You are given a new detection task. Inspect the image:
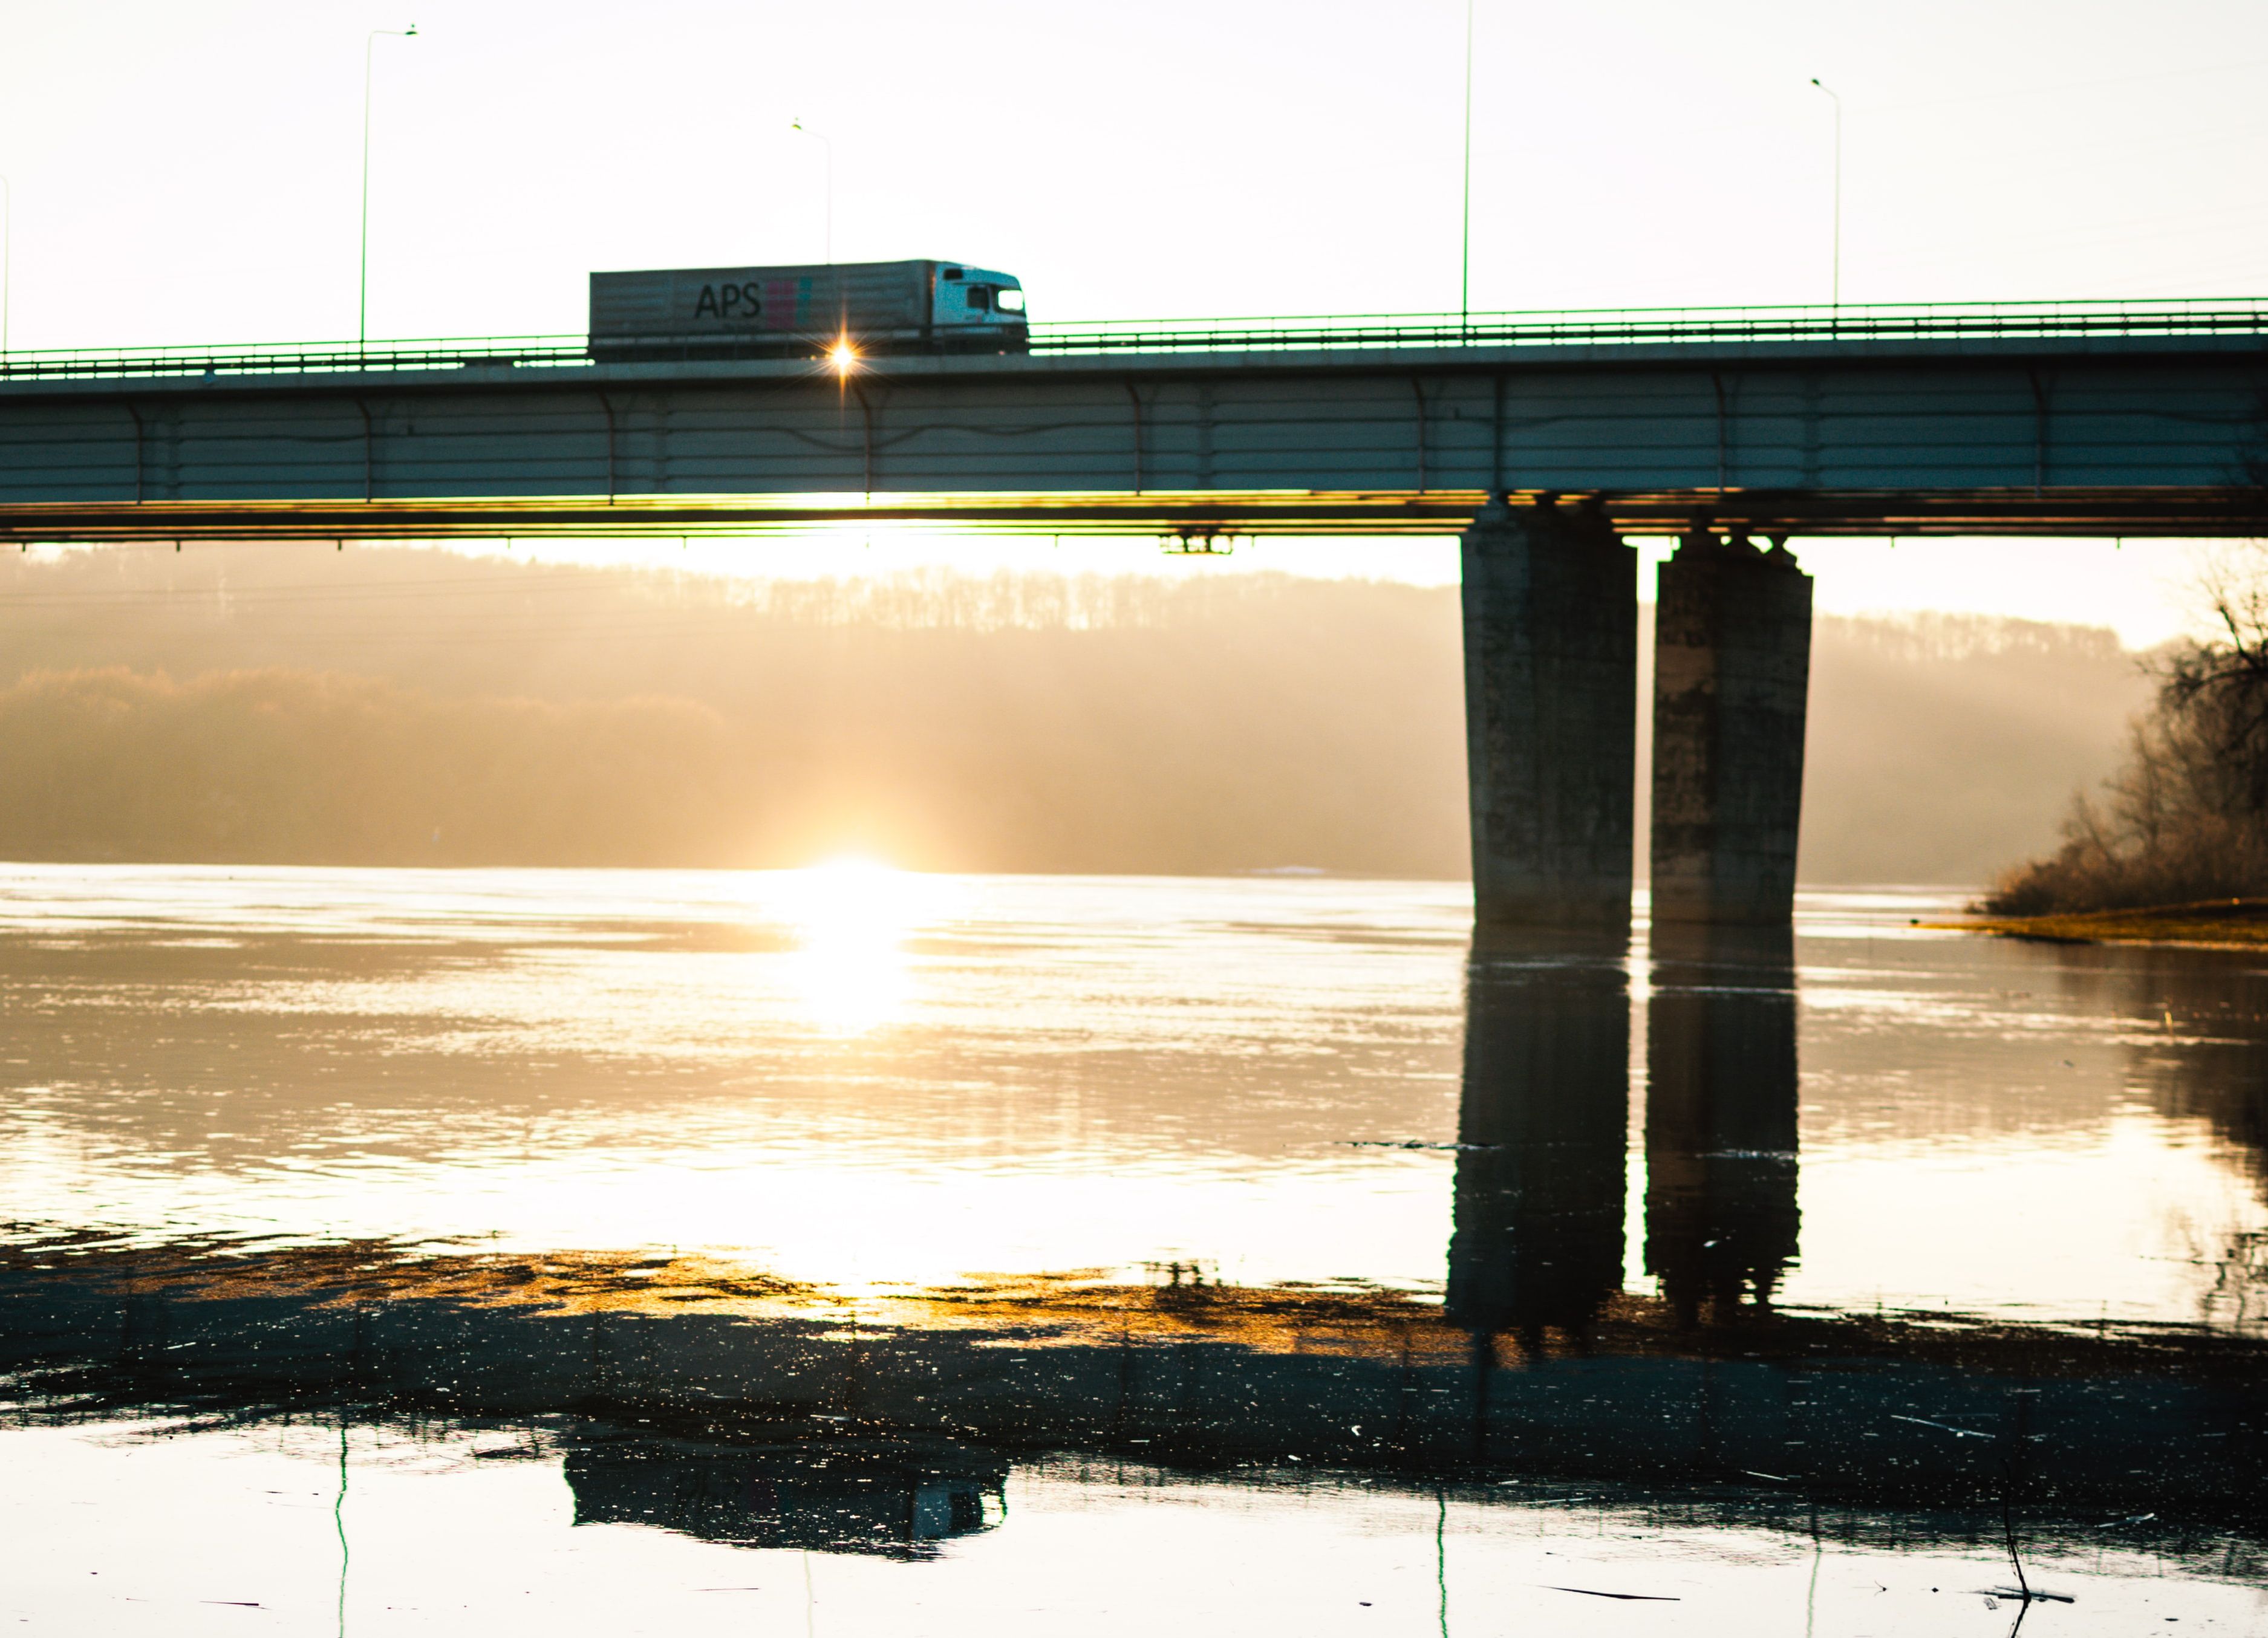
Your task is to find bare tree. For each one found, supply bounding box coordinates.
[1984,543,2268,913]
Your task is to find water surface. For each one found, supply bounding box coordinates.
[2,866,2264,1632]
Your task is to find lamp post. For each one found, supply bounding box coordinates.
[1,173,11,358]
[790,117,833,263]
[361,24,418,350]
[1460,0,1475,339]
[1810,77,1842,307]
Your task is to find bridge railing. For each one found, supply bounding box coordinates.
[1,299,2265,381]
[1027,296,2268,354]
[0,336,593,382]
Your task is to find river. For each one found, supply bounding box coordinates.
[1,865,2263,1632]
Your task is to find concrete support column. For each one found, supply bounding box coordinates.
[1461,496,1638,928]
[1649,528,1813,925]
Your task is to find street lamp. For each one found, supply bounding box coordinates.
[790,117,833,264]
[1810,77,1842,308]
[361,23,418,350]
[1460,0,1475,339]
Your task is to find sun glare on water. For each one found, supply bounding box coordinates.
[770,856,939,1033]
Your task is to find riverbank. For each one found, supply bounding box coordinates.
[1934,897,2268,947]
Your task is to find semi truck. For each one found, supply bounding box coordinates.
[588,259,1028,360]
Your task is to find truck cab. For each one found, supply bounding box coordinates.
[931,264,1028,348]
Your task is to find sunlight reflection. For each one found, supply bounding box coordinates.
[769,857,939,1033]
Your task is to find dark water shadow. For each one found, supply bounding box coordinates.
[1445,933,1629,1345]
[1644,923,1800,1327]
[2030,943,2268,1322]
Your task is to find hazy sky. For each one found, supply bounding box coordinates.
[4,0,2261,642]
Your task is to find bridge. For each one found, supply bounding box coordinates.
[4,297,2265,924]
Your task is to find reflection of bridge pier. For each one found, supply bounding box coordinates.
[1445,938,1630,1345]
[1643,924,1801,1325]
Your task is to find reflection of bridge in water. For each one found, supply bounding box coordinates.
[564,1438,1008,1558]
[1450,926,1801,1339]
[4,937,2264,1563]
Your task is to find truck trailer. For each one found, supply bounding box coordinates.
[588,259,1028,360]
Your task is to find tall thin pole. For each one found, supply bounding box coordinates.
[1810,79,1841,307]
[361,25,417,351]
[1459,0,1475,337]
[1,174,11,357]
[792,119,833,263]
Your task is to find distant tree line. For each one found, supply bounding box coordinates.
[0,547,2149,882]
[0,668,747,867]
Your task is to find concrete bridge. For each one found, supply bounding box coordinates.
[4,299,2265,924]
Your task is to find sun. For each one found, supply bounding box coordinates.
[767,856,939,1033]
[829,336,859,377]
[789,856,904,934]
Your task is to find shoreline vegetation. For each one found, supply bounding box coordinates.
[1975,545,2268,939]
[1933,897,2268,948]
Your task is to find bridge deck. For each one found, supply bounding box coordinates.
[2,302,2263,541]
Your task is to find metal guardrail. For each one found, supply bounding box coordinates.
[1,299,2265,382]
[0,336,593,382]
[1033,297,2268,354]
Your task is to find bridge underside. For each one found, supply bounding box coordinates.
[1,485,2263,543]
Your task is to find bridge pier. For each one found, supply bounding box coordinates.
[1648,528,1813,925]
[1461,496,1638,928]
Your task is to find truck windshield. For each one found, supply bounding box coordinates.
[996,288,1026,314]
